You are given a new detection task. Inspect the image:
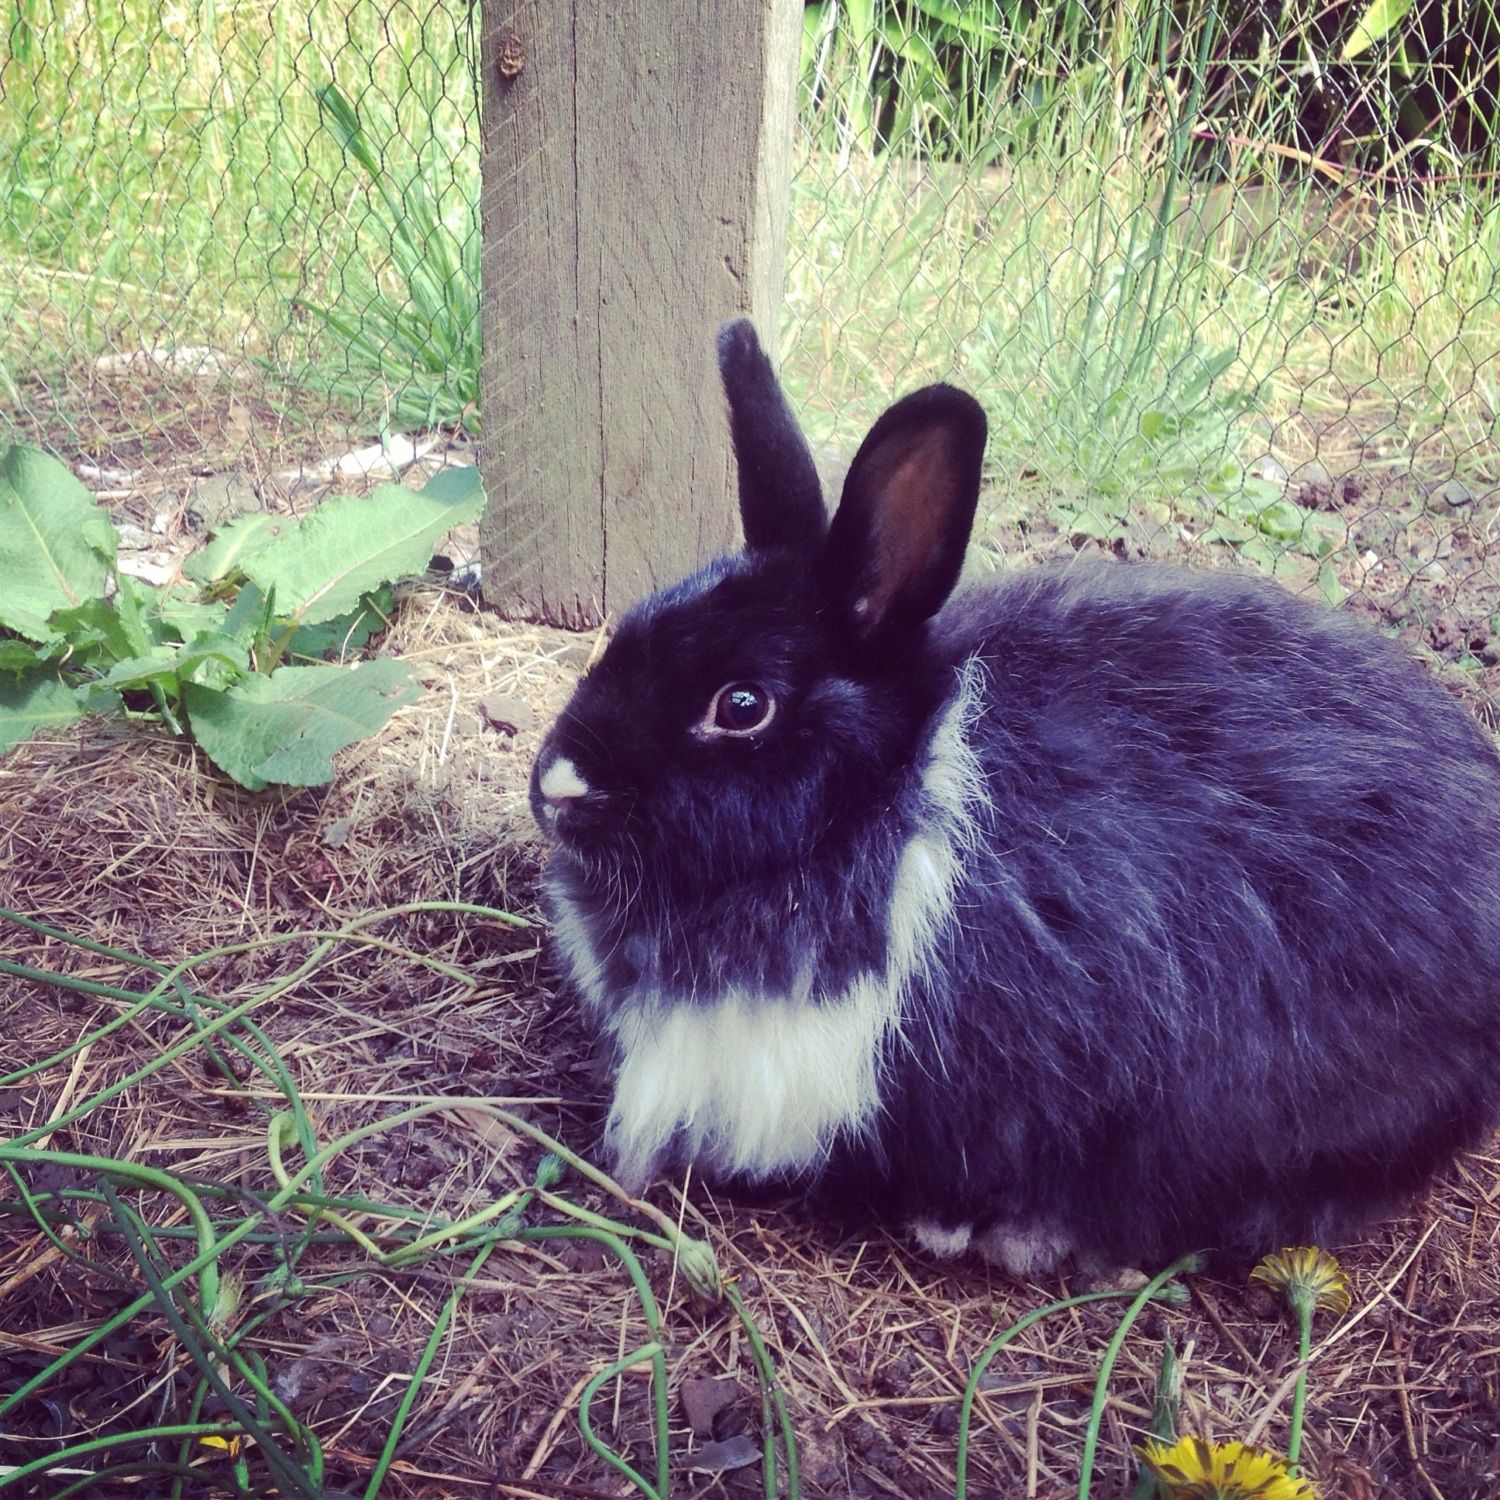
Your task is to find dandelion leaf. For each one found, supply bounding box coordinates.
[183,658,420,790]
[0,671,96,751]
[185,513,291,584]
[241,469,484,627]
[0,444,116,642]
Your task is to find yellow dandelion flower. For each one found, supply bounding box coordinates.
[1249,1247,1352,1319]
[1136,1435,1319,1499]
[199,1434,243,1459]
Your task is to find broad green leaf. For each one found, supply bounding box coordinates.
[0,637,60,676]
[113,574,166,655]
[419,464,483,506]
[241,475,485,628]
[183,657,420,790]
[0,444,117,642]
[1054,504,1125,541]
[185,513,291,584]
[288,587,393,661]
[1342,0,1415,59]
[157,591,232,643]
[1237,537,1282,572]
[73,680,123,717]
[0,671,84,751]
[175,631,252,688]
[97,649,183,693]
[49,597,135,664]
[221,582,275,645]
[1253,499,1314,541]
[1199,518,1257,546]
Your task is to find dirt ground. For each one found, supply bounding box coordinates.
[1,375,1498,1497]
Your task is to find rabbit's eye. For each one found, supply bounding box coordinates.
[702,681,776,737]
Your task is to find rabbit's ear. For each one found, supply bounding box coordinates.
[717,319,826,555]
[819,385,987,639]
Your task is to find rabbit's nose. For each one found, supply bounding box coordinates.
[537,755,591,817]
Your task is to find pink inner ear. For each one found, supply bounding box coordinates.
[860,432,955,624]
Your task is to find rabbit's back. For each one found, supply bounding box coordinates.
[878,560,1500,1262]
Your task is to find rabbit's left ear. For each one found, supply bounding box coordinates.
[717,319,827,555]
[819,384,987,640]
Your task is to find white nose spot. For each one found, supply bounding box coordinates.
[540,756,590,802]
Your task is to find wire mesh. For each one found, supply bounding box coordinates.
[2,1,1498,711]
[0,0,480,505]
[782,0,1500,720]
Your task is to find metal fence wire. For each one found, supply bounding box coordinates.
[3,2,1499,711]
[0,0,481,502]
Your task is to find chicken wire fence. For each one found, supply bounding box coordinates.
[3,1,1499,706]
[0,0,481,499]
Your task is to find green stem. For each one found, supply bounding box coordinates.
[364,1240,497,1499]
[577,1343,669,1500]
[957,1283,1181,1500]
[0,1424,241,1489]
[518,1225,670,1496]
[1077,1254,1203,1500]
[726,1278,800,1500]
[0,1209,266,1419]
[1,1146,221,1315]
[100,1183,320,1499]
[1287,1300,1312,1473]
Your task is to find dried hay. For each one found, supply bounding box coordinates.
[1,586,1497,1499]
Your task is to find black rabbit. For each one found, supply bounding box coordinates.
[530,319,1500,1272]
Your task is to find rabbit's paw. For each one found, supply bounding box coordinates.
[975,1222,1072,1278]
[907,1219,974,1258]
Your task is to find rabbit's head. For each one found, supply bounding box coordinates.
[530,321,987,890]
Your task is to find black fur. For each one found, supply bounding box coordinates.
[531,321,1500,1268]
[716,319,826,555]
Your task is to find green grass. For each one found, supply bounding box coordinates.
[0,0,478,435]
[285,81,480,435]
[1,0,1496,525]
[782,3,1500,581]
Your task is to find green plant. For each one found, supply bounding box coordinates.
[288,81,480,434]
[0,902,792,1500]
[0,443,485,788]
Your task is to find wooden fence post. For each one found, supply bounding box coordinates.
[477,0,802,628]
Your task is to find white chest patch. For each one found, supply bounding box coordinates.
[605,977,901,1189]
[550,664,986,1191]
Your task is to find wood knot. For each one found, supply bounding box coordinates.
[498,33,526,80]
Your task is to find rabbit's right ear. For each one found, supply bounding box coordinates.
[818,384,987,643]
[717,319,826,555]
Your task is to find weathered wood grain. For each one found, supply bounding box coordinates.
[479,0,801,626]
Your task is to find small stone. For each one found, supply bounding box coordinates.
[75,462,142,487]
[1430,477,1473,511]
[478,693,534,736]
[332,434,435,478]
[114,522,153,551]
[116,552,176,587]
[188,472,264,528]
[1252,455,1289,486]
